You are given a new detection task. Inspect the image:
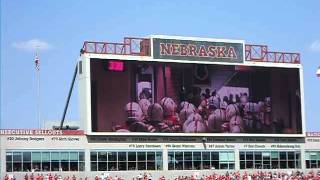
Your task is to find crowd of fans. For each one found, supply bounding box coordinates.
[3,171,320,180]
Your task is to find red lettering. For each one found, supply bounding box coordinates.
[217,46,226,57]
[198,45,208,57]
[208,46,216,57]
[171,44,179,55]
[189,45,197,56]
[160,43,171,55]
[180,44,188,56]
[227,47,237,59]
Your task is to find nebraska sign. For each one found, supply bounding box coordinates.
[153,38,244,63]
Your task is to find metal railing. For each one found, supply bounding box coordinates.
[81,37,300,64]
[82,37,150,56]
[245,44,300,64]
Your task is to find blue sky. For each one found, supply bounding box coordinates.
[1,0,320,131]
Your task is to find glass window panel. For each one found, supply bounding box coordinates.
[280,152,287,160]
[79,162,85,171]
[318,152,320,160]
[32,152,41,162]
[118,152,127,161]
[137,152,146,161]
[156,159,163,170]
[118,161,127,171]
[50,162,59,171]
[271,161,279,169]
[22,162,31,172]
[254,161,262,169]
[306,160,310,168]
[137,162,146,170]
[229,163,235,169]
[203,161,210,169]
[219,152,229,161]
[109,162,118,171]
[98,152,108,161]
[240,161,245,169]
[168,161,174,170]
[271,152,279,160]
[246,152,253,160]
[288,161,295,168]
[147,161,155,170]
[156,152,162,162]
[263,163,271,169]
[147,152,155,161]
[305,152,310,160]
[32,162,41,171]
[184,152,192,161]
[211,152,219,160]
[13,162,22,171]
[23,152,31,161]
[211,161,219,169]
[311,161,317,168]
[6,152,13,162]
[262,152,270,160]
[42,152,50,161]
[168,152,174,161]
[240,152,245,160]
[202,152,210,161]
[193,161,201,170]
[128,152,136,161]
[254,152,262,161]
[91,162,97,171]
[60,152,69,161]
[91,152,97,161]
[128,162,137,170]
[280,161,287,169]
[6,162,12,172]
[98,162,107,171]
[228,152,235,161]
[70,162,78,171]
[246,161,253,169]
[79,152,85,161]
[51,152,60,161]
[175,152,183,161]
[70,152,78,161]
[193,152,201,161]
[262,152,270,157]
[287,152,295,160]
[184,161,192,170]
[23,162,31,171]
[61,161,69,171]
[296,160,301,169]
[220,163,228,169]
[13,152,22,162]
[175,159,183,170]
[108,152,117,161]
[42,162,50,171]
[311,154,318,160]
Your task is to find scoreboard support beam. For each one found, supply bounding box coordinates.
[60,64,78,129]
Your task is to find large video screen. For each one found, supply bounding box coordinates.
[90,59,302,134]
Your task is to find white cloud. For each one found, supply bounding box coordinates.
[309,40,320,52]
[12,39,52,51]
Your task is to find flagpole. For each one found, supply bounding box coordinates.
[38,62,41,129]
[35,47,41,129]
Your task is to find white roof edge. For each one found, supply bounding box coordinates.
[147,35,245,44]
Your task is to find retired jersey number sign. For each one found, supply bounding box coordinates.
[153,38,244,63]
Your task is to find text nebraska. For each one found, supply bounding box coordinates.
[160,43,238,59]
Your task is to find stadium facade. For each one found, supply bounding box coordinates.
[1,35,320,179]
